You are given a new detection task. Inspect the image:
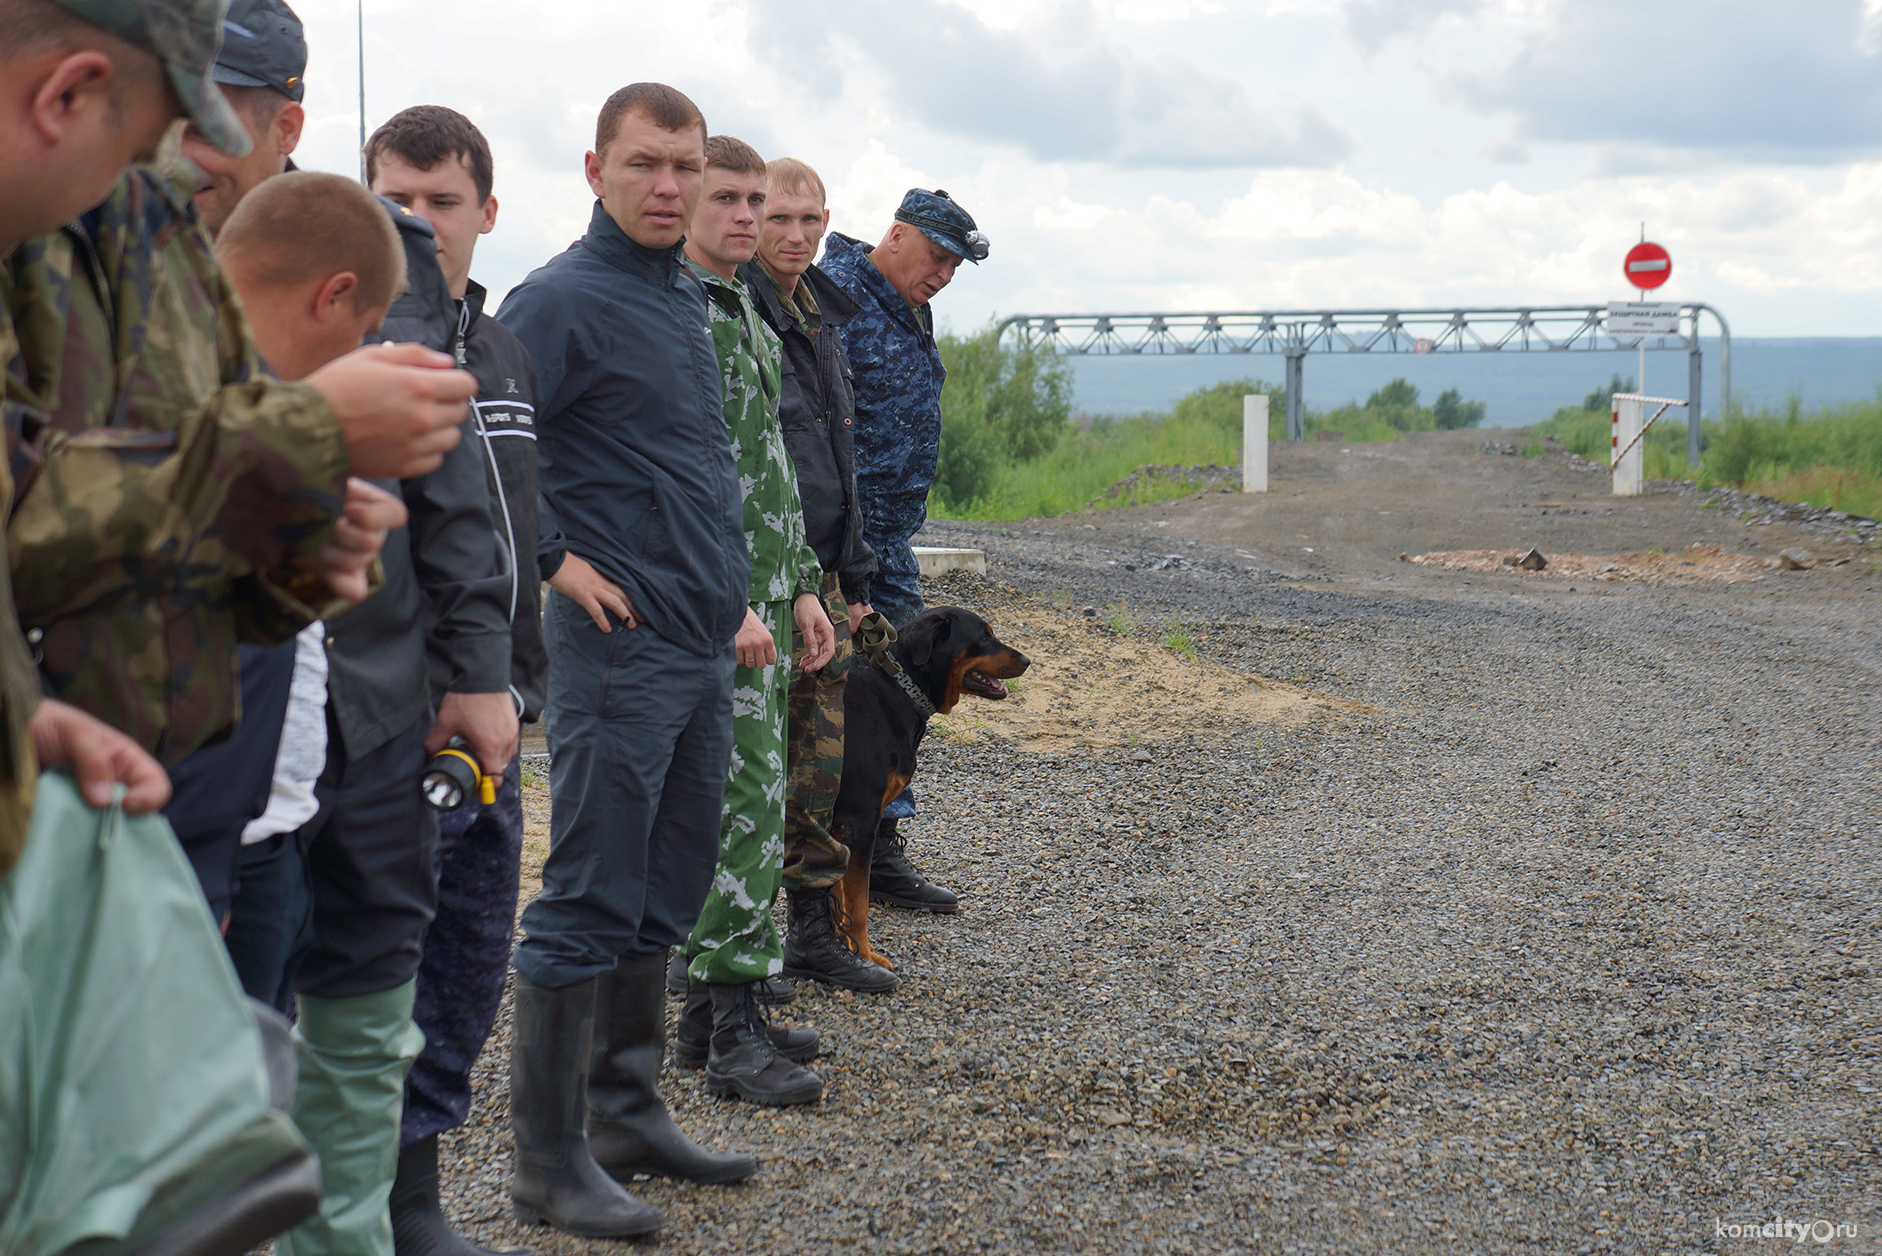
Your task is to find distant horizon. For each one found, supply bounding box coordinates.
[1061,335,1882,426]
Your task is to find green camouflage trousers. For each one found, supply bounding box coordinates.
[783,577,851,891]
[686,600,792,985]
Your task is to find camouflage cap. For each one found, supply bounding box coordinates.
[893,188,987,264]
[52,0,253,157]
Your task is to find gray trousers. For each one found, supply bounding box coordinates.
[514,591,734,989]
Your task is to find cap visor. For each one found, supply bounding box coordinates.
[171,65,252,157]
[211,65,272,89]
[918,226,977,263]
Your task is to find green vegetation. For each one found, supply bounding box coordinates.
[1533,375,1882,517]
[931,323,1487,519]
[1162,615,1198,661]
[1314,379,1486,440]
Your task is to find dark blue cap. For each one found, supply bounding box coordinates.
[894,188,987,263]
[213,0,305,103]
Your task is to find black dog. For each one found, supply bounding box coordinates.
[830,606,1029,967]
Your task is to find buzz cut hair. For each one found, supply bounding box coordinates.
[215,171,406,314]
[0,0,162,96]
[704,134,764,178]
[595,81,705,157]
[765,157,826,208]
[365,105,495,204]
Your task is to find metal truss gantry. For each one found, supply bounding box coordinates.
[994,305,1732,466]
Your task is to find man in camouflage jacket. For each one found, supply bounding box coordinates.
[0,0,223,876]
[677,136,834,1108]
[2,146,471,765]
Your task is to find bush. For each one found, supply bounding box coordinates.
[1530,380,1882,515]
[1433,388,1486,430]
[932,325,1075,511]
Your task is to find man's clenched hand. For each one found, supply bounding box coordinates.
[310,343,475,480]
[30,699,171,812]
[316,478,407,604]
[426,691,519,780]
[734,607,777,669]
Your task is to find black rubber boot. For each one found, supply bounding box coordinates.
[668,946,796,1005]
[673,980,819,1069]
[586,952,758,1184]
[781,886,900,992]
[868,820,959,913]
[508,976,662,1238]
[704,982,825,1106]
[392,1134,532,1256]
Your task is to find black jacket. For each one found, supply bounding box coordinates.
[434,279,548,723]
[322,204,511,761]
[497,201,747,659]
[741,260,876,604]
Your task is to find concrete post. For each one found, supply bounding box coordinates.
[1612,396,1644,496]
[1242,394,1269,493]
[1687,342,1703,468]
[1284,350,1305,441]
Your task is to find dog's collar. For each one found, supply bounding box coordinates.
[854,612,937,718]
[883,660,938,719]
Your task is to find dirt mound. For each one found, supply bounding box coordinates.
[920,575,1375,752]
[1410,543,1769,585]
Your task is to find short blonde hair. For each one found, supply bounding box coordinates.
[216,171,406,313]
[765,157,826,208]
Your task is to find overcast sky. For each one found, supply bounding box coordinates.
[290,0,1882,337]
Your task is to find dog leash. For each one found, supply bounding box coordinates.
[853,612,936,719]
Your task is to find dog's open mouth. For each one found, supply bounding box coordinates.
[960,670,1010,700]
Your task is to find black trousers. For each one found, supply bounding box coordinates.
[292,719,439,1000]
[168,642,297,918]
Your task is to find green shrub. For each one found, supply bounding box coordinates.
[933,325,1075,511]
[1529,380,1882,515]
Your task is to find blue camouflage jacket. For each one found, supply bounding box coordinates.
[818,232,945,545]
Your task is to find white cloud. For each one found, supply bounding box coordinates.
[274,0,1882,335]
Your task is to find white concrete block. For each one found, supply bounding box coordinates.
[1243,394,1269,493]
[912,546,987,577]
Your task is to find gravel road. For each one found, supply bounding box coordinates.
[454,432,1879,1255]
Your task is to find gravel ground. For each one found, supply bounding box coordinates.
[447,433,1879,1255]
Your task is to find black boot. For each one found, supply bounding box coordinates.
[669,946,796,1005]
[673,980,819,1069]
[392,1134,532,1256]
[586,952,758,1184]
[869,820,959,913]
[704,982,825,1106]
[781,886,899,992]
[508,976,662,1238]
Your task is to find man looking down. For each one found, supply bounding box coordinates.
[821,186,989,917]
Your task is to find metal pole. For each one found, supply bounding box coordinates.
[356,0,366,182]
[1284,350,1304,441]
[1687,339,1702,468]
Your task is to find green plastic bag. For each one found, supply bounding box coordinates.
[0,771,311,1256]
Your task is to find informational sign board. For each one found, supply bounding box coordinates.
[1624,241,1671,289]
[1607,301,1681,336]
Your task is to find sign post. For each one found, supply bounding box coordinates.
[1621,236,1672,396]
[1243,394,1268,493]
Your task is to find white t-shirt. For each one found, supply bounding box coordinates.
[240,620,330,844]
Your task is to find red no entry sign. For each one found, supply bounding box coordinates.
[1624,241,1671,290]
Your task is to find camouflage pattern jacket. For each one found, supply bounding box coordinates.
[687,261,821,608]
[0,302,40,881]
[817,232,946,548]
[2,166,350,762]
